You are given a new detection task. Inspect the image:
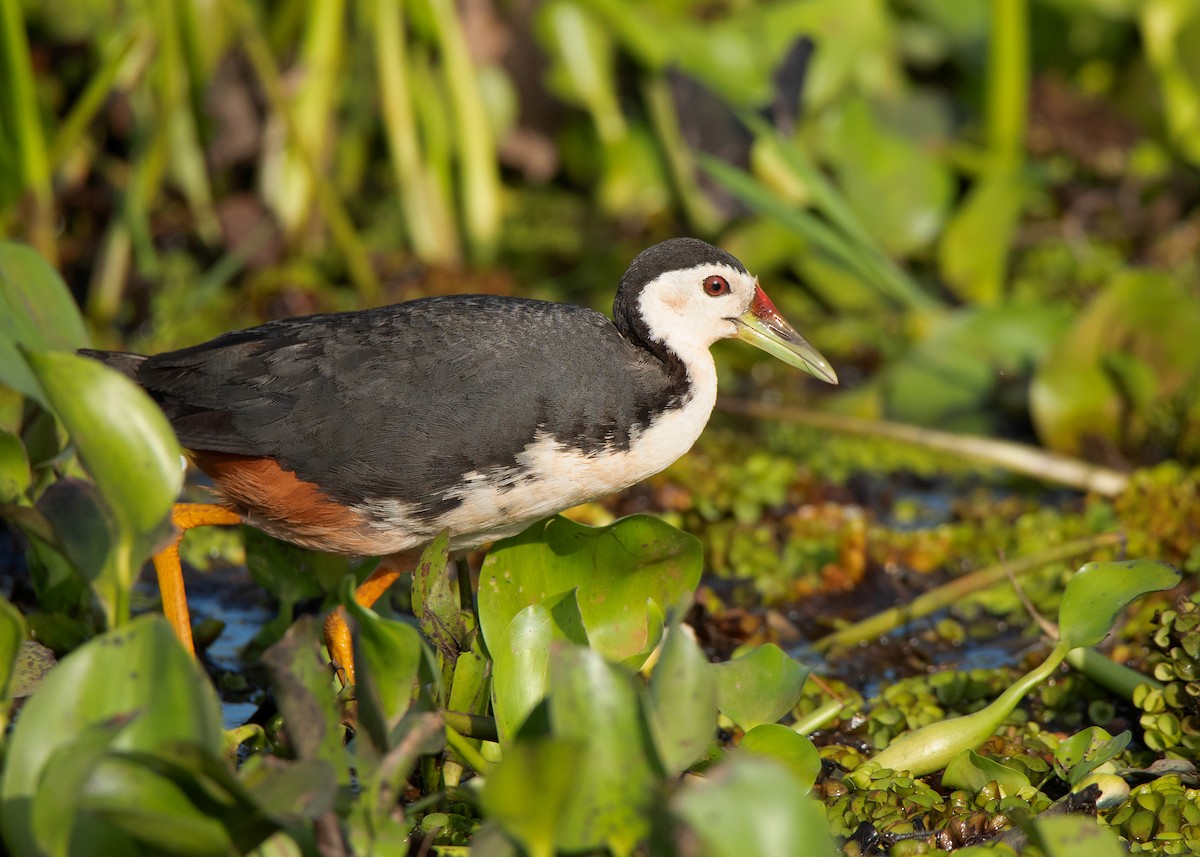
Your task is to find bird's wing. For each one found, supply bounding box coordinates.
[135,296,684,511]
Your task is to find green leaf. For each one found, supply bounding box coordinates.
[0,616,224,857]
[0,242,89,408]
[880,303,1072,433]
[645,623,717,775]
[491,591,587,741]
[1030,270,1200,459]
[478,515,701,668]
[259,617,349,780]
[937,169,1026,305]
[343,581,429,750]
[481,738,586,857]
[738,725,822,792]
[25,350,180,545]
[942,749,1030,795]
[0,427,30,502]
[673,755,837,857]
[244,528,351,607]
[0,594,24,718]
[1053,727,1130,786]
[546,644,658,855]
[712,644,809,731]
[1059,560,1181,650]
[1028,814,1126,857]
[823,95,953,257]
[35,478,115,589]
[23,349,182,626]
[411,531,465,666]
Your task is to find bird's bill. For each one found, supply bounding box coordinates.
[734,286,839,384]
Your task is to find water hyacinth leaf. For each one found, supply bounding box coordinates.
[937,169,1025,306]
[244,527,352,607]
[1030,271,1200,460]
[0,594,23,708]
[491,591,587,742]
[0,616,224,857]
[737,724,822,792]
[260,617,348,778]
[1028,813,1125,857]
[672,755,837,857]
[82,754,236,856]
[29,718,132,857]
[0,428,30,501]
[36,478,115,589]
[546,644,657,855]
[24,350,181,543]
[0,242,89,407]
[942,749,1030,795]
[822,95,953,257]
[411,531,465,660]
[344,585,428,749]
[880,303,1072,434]
[1054,727,1130,786]
[481,738,585,857]
[646,623,717,774]
[478,515,701,667]
[712,644,809,731]
[1059,560,1181,650]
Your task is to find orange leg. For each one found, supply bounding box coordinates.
[153,503,243,654]
[323,548,421,686]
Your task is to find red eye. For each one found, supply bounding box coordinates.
[702,275,730,297]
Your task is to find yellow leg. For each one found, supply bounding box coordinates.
[153,503,243,654]
[323,549,421,686]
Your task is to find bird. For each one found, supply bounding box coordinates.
[81,237,837,682]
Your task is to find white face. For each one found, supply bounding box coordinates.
[635,262,760,354]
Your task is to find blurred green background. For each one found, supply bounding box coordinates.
[3,0,1199,464]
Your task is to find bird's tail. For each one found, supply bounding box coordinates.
[77,349,147,380]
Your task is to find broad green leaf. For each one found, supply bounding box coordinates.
[646,623,717,775]
[0,616,223,857]
[478,515,701,668]
[938,169,1026,305]
[0,242,89,407]
[24,349,181,627]
[823,95,953,256]
[1142,0,1200,167]
[260,617,349,780]
[240,757,337,819]
[942,749,1030,795]
[481,738,585,857]
[30,718,130,857]
[880,303,1072,433]
[1029,814,1125,857]
[244,528,351,607]
[491,591,587,741]
[547,644,658,855]
[1030,271,1200,459]
[344,582,429,750]
[712,644,809,731]
[1054,727,1130,786]
[1059,560,1181,649]
[35,478,115,589]
[411,531,465,665]
[0,595,24,711]
[673,756,837,857]
[738,724,821,792]
[83,754,234,857]
[0,428,30,502]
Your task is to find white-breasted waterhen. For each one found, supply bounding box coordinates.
[82,238,837,682]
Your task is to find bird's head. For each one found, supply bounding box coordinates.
[613,237,838,384]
